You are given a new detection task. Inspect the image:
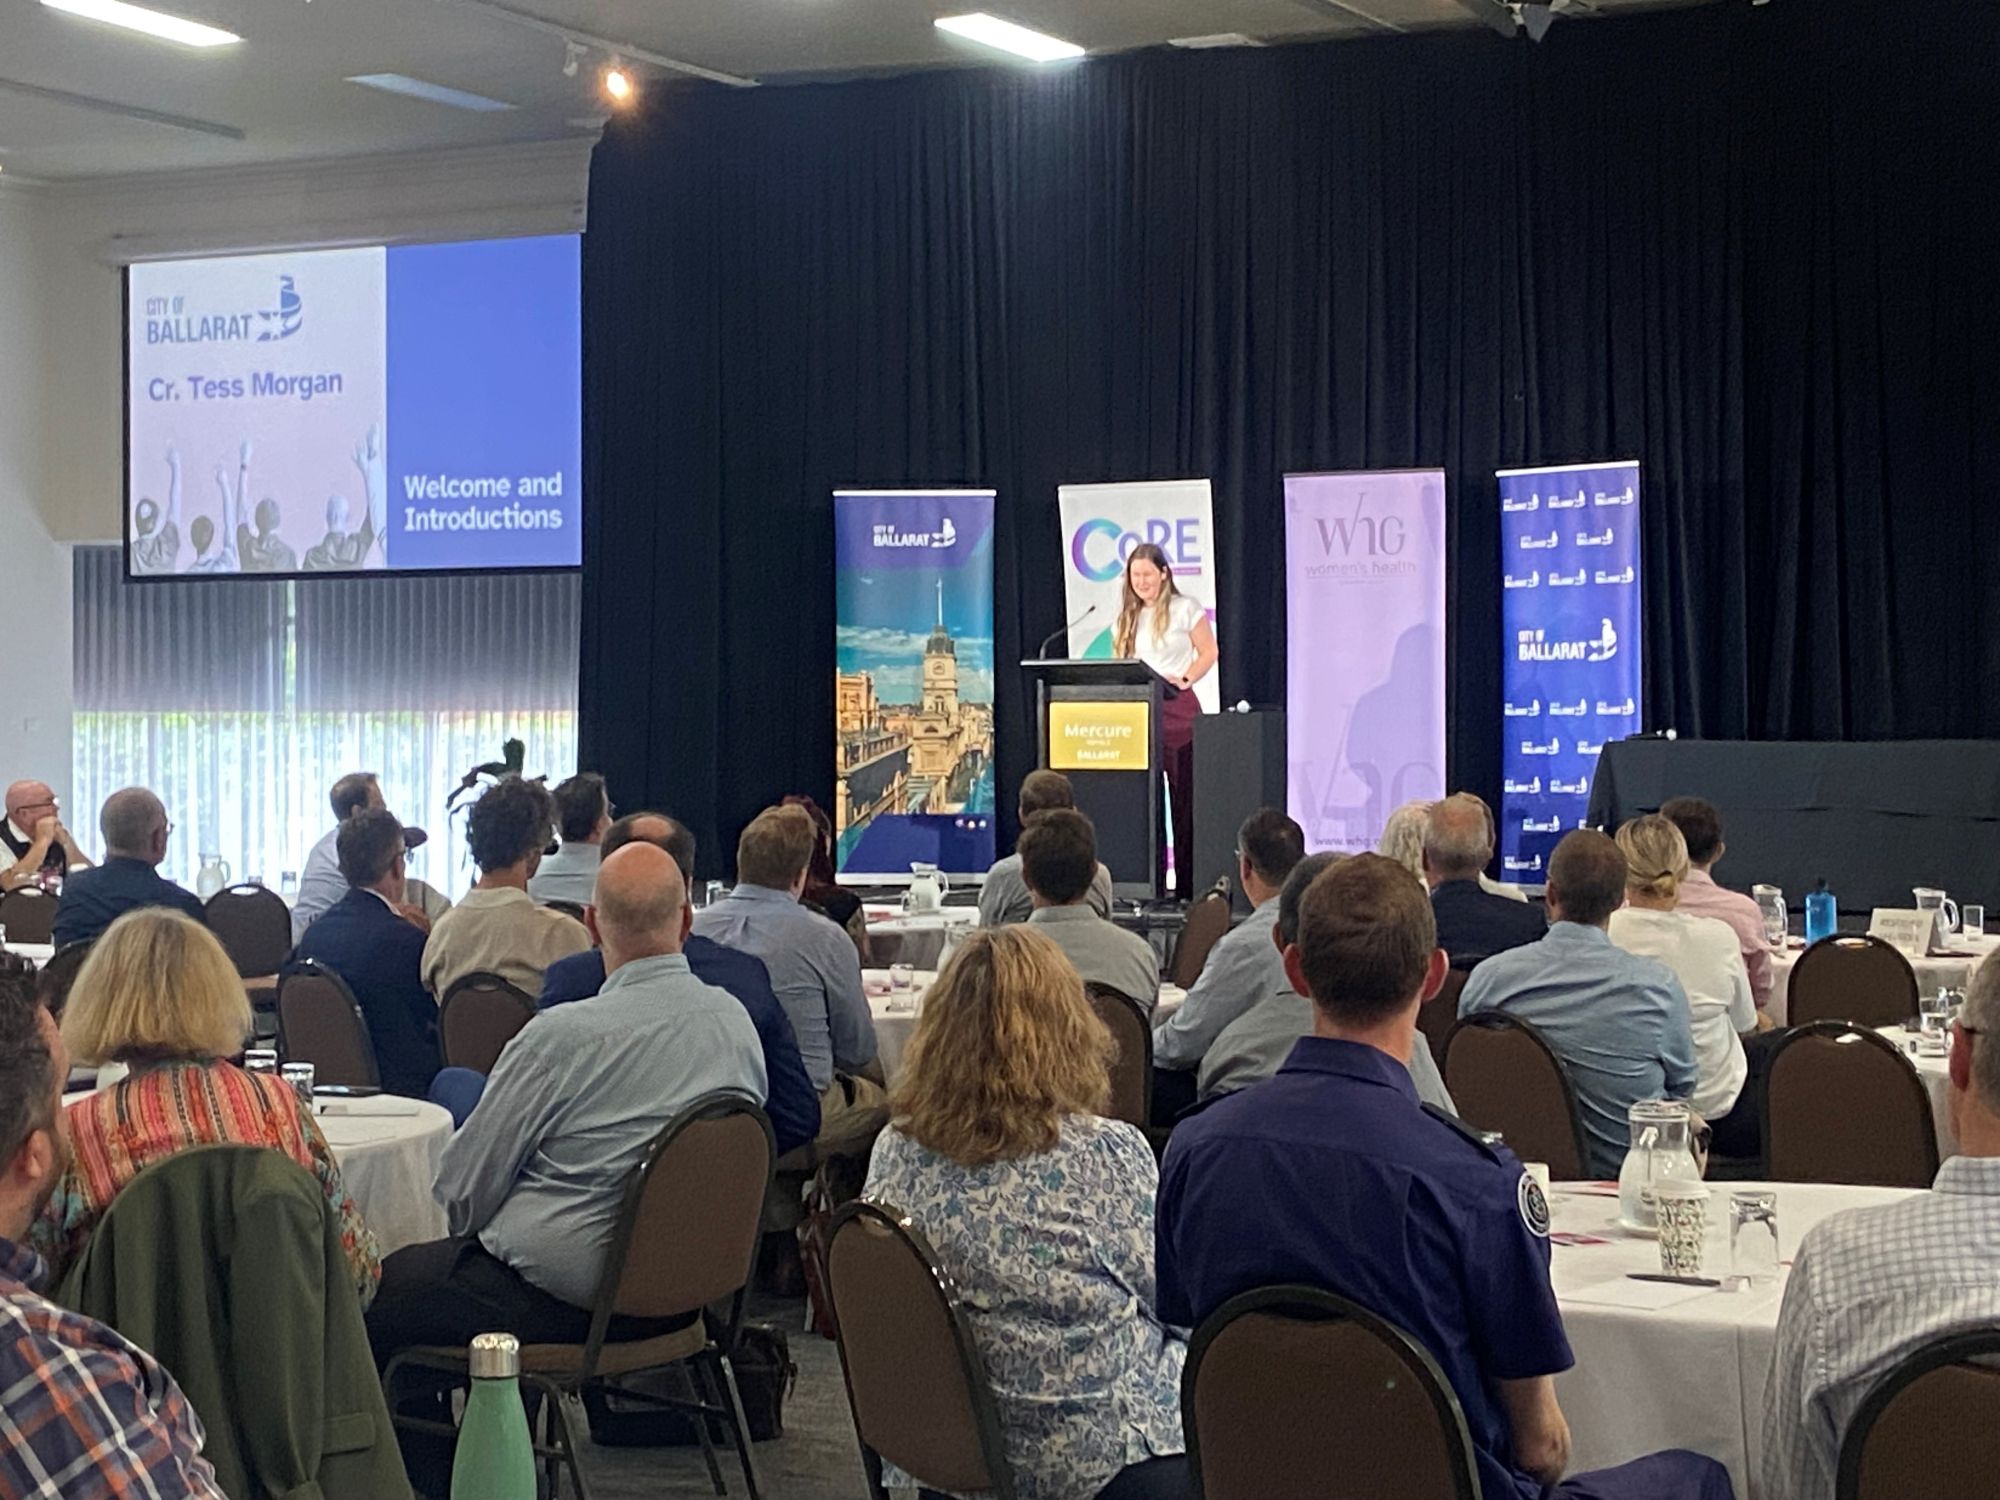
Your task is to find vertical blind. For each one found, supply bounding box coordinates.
[72,546,581,897]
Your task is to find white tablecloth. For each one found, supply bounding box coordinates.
[316,1098,452,1256]
[863,906,980,969]
[1768,934,1997,1025]
[1550,1180,1917,1499]
[2,942,53,968]
[1872,1025,1955,1157]
[864,968,1186,1084]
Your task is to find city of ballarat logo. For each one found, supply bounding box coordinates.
[872,516,957,549]
[1519,1173,1551,1238]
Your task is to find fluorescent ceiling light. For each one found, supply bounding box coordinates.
[347,74,518,113]
[40,0,240,48]
[934,13,1084,63]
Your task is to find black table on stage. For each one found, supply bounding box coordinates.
[1587,738,2000,915]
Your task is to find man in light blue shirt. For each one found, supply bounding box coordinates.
[1459,829,1698,1177]
[365,840,767,1488]
[692,803,884,1154]
[1152,809,1305,1121]
[292,771,382,941]
[526,771,608,907]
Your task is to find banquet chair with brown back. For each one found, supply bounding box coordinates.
[0,884,56,946]
[1836,1329,2000,1499]
[438,971,536,1075]
[36,939,93,1021]
[1169,885,1233,990]
[1788,935,1921,1029]
[1183,1285,1479,1500]
[1441,1013,1591,1181]
[205,883,293,1020]
[276,961,380,1089]
[544,899,588,926]
[825,1200,1017,1500]
[387,1094,775,1500]
[1765,1021,1939,1189]
[1418,969,1469,1070]
[1084,982,1152,1129]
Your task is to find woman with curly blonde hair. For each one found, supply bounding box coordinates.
[864,926,1191,1500]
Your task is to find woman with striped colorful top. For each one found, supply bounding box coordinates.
[32,907,380,1304]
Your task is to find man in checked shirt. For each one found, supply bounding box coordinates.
[1764,953,2000,1497]
[0,959,223,1498]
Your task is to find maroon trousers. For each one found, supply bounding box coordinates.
[1161,688,1199,894]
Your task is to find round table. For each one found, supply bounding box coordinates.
[865,968,1187,1085]
[2,942,53,968]
[1548,1179,1917,1500]
[314,1098,453,1257]
[1767,933,1997,1025]
[862,906,980,970]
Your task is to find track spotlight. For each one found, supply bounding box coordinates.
[602,59,633,103]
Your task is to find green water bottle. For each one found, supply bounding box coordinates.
[449,1332,536,1500]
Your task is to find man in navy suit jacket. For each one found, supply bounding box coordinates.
[539,813,820,1157]
[1425,794,1547,970]
[51,789,204,949]
[289,808,440,1098]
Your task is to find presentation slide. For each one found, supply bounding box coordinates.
[125,234,581,578]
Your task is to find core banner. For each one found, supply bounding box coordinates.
[833,490,997,880]
[1056,479,1221,713]
[1283,470,1448,853]
[1496,460,1643,883]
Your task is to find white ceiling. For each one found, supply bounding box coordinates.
[0,0,1717,180]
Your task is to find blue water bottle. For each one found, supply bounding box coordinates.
[1804,879,1838,944]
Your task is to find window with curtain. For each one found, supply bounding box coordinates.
[72,546,580,899]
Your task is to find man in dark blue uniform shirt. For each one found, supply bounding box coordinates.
[51,789,204,948]
[1157,854,1731,1500]
[289,808,440,1098]
[539,812,819,1158]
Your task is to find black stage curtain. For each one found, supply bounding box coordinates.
[580,0,2000,875]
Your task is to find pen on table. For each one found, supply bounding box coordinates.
[1627,1273,1722,1288]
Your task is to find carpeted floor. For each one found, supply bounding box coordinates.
[578,1296,879,1500]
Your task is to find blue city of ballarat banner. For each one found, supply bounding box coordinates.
[1497,461,1642,884]
[833,490,997,881]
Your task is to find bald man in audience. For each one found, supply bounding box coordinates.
[1,781,90,892]
[1763,952,2000,1497]
[1426,792,1547,970]
[367,841,767,1489]
[50,789,203,948]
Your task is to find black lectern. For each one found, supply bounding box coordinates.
[1019,658,1165,899]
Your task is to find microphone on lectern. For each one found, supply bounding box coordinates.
[1035,603,1098,659]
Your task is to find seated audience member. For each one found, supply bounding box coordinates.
[527,771,610,907]
[1158,855,1730,1500]
[0,968,227,1498]
[1764,953,2000,1499]
[1660,796,1775,1011]
[782,793,864,937]
[1382,796,1530,902]
[1198,852,1455,1112]
[539,811,819,1157]
[294,771,386,941]
[367,843,766,1487]
[288,808,441,1099]
[1,778,91,891]
[1608,817,1758,1158]
[421,775,591,1001]
[1426,793,1547,968]
[1022,810,1160,1011]
[1459,830,1698,1177]
[1153,809,1305,1116]
[980,770,1114,927]
[50,789,204,949]
[693,804,883,1153]
[35,910,379,1303]
[866,927,1191,1500]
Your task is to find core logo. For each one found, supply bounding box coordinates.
[1069,517,1203,582]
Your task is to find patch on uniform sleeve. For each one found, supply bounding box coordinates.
[1518,1172,1551,1238]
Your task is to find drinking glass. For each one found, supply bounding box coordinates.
[1966,905,1986,941]
[280,1061,316,1110]
[1655,1185,1711,1277]
[704,880,725,909]
[279,871,299,902]
[1729,1190,1781,1283]
[243,1048,280,1077]
[889,963,914,993]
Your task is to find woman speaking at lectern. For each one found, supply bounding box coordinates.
[1112,543,1217,891]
